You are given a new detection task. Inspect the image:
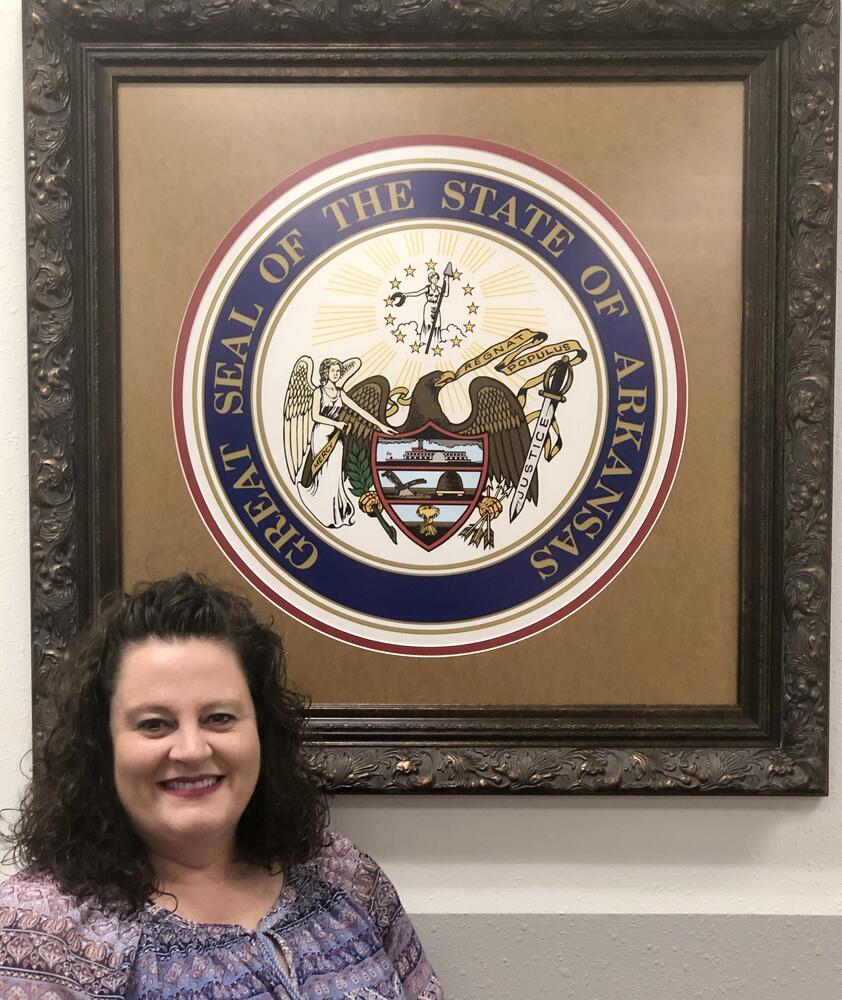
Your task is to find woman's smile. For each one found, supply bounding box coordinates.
[158,775,225,797]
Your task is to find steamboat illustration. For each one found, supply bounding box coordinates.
[376,437,484,502]
[401,446,470,464]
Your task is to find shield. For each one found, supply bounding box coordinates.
[372,421,489,551]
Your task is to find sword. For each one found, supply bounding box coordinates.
[509,359,574,522]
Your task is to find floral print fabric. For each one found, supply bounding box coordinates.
[0,834,442,1000]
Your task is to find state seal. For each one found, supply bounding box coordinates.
[174,137,686,655]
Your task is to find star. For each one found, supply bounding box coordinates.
[384,296,394,306]
[432,345,443,356]
[394,331,406,343]
[390,278,401,289]
[385,313,396,325]
[425,258,436,270]
[404,265,416,277]
[462,283,474,295]
[451,335,463,347]
[464,321,475,333]
[452,269,463,280]
[467,302,478,314]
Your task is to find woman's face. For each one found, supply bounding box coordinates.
[109,637,261,860]
[327,362,341,383]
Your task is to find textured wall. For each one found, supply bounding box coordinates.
[3,0,842,981]
[413,915,842,1000]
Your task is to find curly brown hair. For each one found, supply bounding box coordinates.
[6,573,329,913]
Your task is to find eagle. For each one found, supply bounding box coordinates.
[340,369,537,506]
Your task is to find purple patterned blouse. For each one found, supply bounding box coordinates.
[0,833,442,1000]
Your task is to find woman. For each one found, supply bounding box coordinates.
[295,357,393,529]
[401,270,447,350]
[0,573,442,999]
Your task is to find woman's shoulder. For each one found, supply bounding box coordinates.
[303,831,401,916]
[2,868,60,898]
[1,868,128,925]
[0,867,57,904]
[305,831,373,884]
[0,867,89,920]
[0,870,141,996]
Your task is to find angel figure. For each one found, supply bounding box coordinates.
[283,356,394,529]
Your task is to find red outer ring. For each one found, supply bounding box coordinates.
[173,135,687,656]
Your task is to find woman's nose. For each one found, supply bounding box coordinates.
[168,724,212,763]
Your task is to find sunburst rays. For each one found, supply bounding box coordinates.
[359,338,396,375]
[479,265,537,298]
[364,237,400,273]
[312,305,378,345]
[459,238,496,273]
[403,230,425,258]
[326,263,381,296]
[437,230,461,259]
[482,306,546,339]
[393,357,422,396]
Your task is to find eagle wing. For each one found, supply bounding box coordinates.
[340,376,391,450]
[455,376,537,505]
[282,356,317,481]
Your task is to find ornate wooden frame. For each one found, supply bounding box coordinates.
[23,0,835,793]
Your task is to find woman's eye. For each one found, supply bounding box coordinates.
[206,713,235,726]
[137,718,168,733]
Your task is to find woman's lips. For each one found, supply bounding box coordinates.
[157,775,224,799]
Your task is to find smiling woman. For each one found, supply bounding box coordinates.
[109,639,265,880]
[0,575,442,999]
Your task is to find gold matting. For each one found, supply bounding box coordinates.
[119,81,742,707]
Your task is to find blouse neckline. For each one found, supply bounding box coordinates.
[144,868,294,934]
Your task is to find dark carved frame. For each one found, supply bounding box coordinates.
[23,0,835,793]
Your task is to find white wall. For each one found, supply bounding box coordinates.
[3,0,841,917]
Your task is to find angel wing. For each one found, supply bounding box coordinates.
[455,376,537,505]
[283,356,318,481]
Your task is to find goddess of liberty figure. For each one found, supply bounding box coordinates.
[401,263,453,352]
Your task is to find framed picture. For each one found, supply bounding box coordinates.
[24,0,835,793]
